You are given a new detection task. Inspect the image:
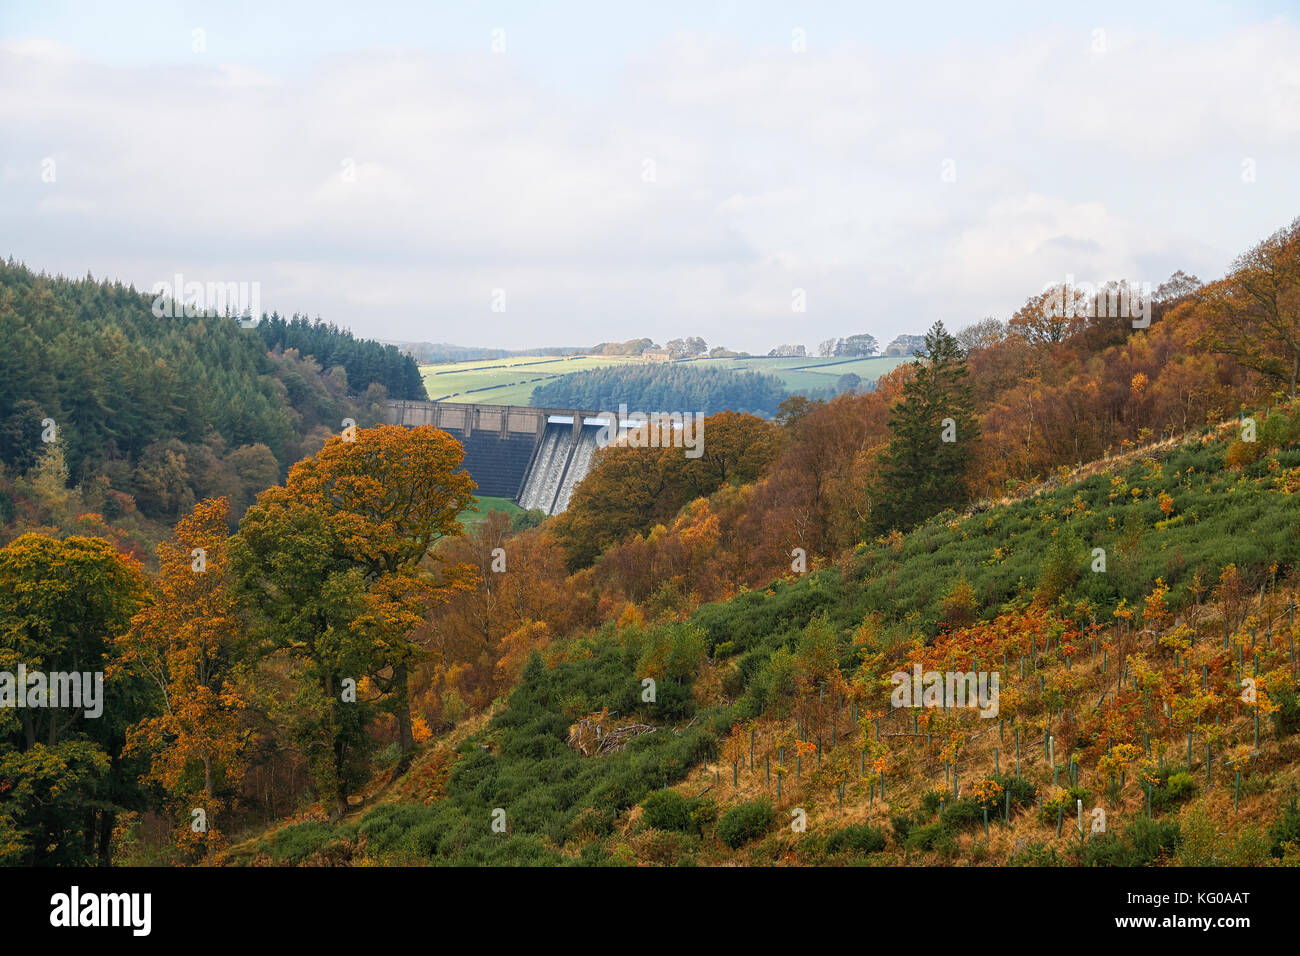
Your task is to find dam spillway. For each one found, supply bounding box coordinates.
[518,420,603,514]
[383,400,609,516]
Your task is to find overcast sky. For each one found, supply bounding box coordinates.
[2,1,1298,354]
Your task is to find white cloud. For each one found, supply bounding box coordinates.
[1,21,1297,353]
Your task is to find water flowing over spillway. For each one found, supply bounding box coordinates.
[553,425,599,513]
[518,422,571,512]
[518,421,602,515]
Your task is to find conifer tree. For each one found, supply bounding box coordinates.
[870,320,978,533]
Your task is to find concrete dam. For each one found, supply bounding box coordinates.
[383,400,607,515]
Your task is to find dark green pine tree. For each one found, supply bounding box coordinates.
[870,320,979,533]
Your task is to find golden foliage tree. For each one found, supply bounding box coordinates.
[115,497,249,858]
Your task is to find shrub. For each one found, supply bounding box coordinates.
[1224,439,1262,470]
[1269,796,1300,859]
[1035,530,1081,604]
[717,799,774,849]
[637,829,696,866]
[1149,768,1197,812]
[994,773,1039,809]
[483,834,565,866]
[357,803,441,856]
[825,823,887,855]
[1081,833,1133,867]
[890,813,915,844]
[403,820,450,859]
[267,821,335,864]
[641,789,693,833]
[576,841,620,867]
[1038,786,1091,826]
[570,805,618,840]
[1175,803,1271,866]
[1127,817,1182,865]
[939,797,982,830]
[905,820,949,851]
[1009,841,1063,866]
[940,576,978,627]
[689,800,719,832]
[1081,818,1180,867]
[1272,687,1300,738]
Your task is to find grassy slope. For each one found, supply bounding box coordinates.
[421,355,643,403]
[686,355,911,391]
[229,425,1300,867]
[461,496,523,523]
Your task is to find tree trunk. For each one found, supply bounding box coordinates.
[97,810,115,866]
[394,660,414,754]
[329,736,349,823]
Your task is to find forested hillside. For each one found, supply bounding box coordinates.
[256,314,428,401]
[0,261,411,558]
[529,363,789,417]
[229,409,1300,867]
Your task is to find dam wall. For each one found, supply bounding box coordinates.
[383,400,608,514]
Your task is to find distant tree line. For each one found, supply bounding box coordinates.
[590,338,659,356]
[666,336,708,356]
[766,334,930,359]
[817,333,879,357]
[530,364,789,417]
[589,333,931,360]
[405,343,588,364]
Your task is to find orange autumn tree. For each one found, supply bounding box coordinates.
[233,425,477,818]
[266,425,479,755]
[1198,216,1300,399]
[115,497,249,857]
[413,509,576,723]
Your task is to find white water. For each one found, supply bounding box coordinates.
[553,427,599,513]
[517,423,602,515]
[518,424,571,513]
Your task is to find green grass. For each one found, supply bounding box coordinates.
[461,496,523,523]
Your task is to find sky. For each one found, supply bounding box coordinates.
[2,1,1298,354]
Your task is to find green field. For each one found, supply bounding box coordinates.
[421,353,914,405]
[420,354,644,403]
[682,355,911,392]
